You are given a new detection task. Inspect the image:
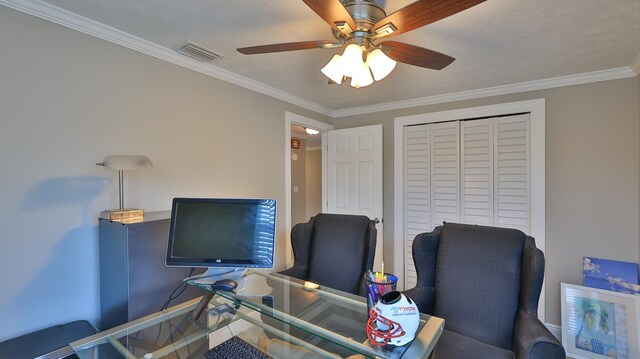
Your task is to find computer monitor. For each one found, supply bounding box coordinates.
[166,197,276,284]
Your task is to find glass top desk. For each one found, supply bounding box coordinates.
[71,271,444,358]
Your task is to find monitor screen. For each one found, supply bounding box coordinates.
[166,198,276,270]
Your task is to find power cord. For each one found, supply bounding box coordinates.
[145,267,196,358]
[160,268,196,311]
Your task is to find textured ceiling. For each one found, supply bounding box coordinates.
[36,0,640,112]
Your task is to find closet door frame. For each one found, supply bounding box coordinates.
[393,98,545,321]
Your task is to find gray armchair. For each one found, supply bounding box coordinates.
[403,222,565,359]
[279,213,376,296]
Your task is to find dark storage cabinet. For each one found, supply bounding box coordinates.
[98,211,202,330]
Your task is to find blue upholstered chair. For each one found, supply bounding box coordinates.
[280,213,377,296]
[403,222,565,359]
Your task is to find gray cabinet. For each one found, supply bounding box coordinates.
[98,211,203,330]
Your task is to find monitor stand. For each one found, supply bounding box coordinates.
[184,267,247,285]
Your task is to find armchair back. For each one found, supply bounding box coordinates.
[281,213,376,295]
[434,223,527,350]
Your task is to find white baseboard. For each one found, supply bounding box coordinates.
[546,323,562,342]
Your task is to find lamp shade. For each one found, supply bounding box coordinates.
[97,155,153,171]
[321,54,345,84]
[367,49,396,81]
[350,63,374,89]
[340,44,365,78]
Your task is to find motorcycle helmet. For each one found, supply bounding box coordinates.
[366,291,420,346]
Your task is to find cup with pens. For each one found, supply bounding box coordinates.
[364,269,398,315]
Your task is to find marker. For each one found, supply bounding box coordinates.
[368,285,378,303]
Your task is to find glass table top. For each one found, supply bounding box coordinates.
[70,271,443,358]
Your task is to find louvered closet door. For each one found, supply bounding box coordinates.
[494,114,530,233]
[402,114,530,289]
[430,121,460,226]
[403,121,459,288]
[403,125,431,287]
[461,119,494,225]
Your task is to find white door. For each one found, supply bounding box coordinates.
[326,124,384,271]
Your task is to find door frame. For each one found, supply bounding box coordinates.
[285,111,333,268]
[393,99,546,321]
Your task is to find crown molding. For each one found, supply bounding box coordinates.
[332,67,636,118]
[2,0,637,120]
[0,0,334,117]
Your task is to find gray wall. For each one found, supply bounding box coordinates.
[0,7,330,341]
[306,149,322,219]
[333,78,640,326]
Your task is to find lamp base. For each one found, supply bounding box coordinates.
[100,209,144,224]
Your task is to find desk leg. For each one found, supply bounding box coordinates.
[189,292,215,321]
[158,293,216,349]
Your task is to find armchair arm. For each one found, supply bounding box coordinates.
[277,220,314,281]
[514,311,565,359]
[412,227,441,287]
[402,286,435,314]
[357,220,378,297]
[519,237,545,315]
[401,227,441,314]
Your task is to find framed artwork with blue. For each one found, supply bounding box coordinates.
[561,283,640,359]
[584,257,640,294]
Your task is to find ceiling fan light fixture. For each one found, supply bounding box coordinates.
[340,44,365,78]
[367,49,396,81]
[350,63,374,89]
[321,54,345,84]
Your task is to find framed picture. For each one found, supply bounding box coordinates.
[561,283,640,359]
[584,257,640,294]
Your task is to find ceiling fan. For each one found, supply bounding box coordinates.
[237,0,485,88]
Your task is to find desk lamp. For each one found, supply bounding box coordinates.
[97,155,153,223]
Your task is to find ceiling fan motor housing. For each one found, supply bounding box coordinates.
[340,0,386,47]
[343,0,386,28]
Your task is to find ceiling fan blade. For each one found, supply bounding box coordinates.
[373,0,485,38]
[237,40,333,55]
[302,0,357,32]
[380,41,455,70]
